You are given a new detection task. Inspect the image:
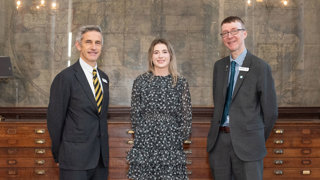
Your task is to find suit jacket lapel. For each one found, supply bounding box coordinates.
[232,52,252,99]
[73,60,98,111]
[98,69,109,115]
[222,57,230,99]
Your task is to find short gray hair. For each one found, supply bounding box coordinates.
[75,25,103,45]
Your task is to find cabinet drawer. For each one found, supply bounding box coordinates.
[109,123,133,138]
[184,147,208,158]
[110,148,131,158]
[187,168,212,179]
[264,168,320,179]
[185,158,210,169]
[0,124,49,138]
[271,125,320,137]
[109,168,129,179]
[109,138,134,148]
[0,158,57,168]
[264,158,320,168]
[189,123,211,138]
[109,158,129,169]
[183,137,206,148]
[0,137,51,147]
[0,148,53,158]
[266,137,320,147]
[0,167,59,179]
[267,148,320,157]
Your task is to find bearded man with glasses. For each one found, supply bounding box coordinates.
[207,16,278,180]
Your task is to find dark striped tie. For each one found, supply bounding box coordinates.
[93,68,103,114]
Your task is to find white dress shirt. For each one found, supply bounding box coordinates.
[79,58,103,98]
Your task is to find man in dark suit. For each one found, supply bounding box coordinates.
[47,25,109,180]
[207,16,278,180]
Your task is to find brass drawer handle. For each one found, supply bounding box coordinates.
[274,139,284,144]
[35,169,46,175]
[35,129,45,134]
[35,159,46,165]
[187,170,192,175]
[7,128,17,134]
[127,130,134,134]
[301,149,311,155]
[184,149,192,154]
[7,159,17,165]
[35,139,46,144]
[35,149,46,154]
[7,169,18,175]
[301,139,312,144]
[7,148,17,155]
[302,129,311,134]
[301,160,312,165]
[302,170,311,175]
[274,160,283,165]
[274,129,284,134]
[7,139,17,144]
[274,170,283,175]
[186,160,192,165]
[184,140,192,144]
[274,149,284,154]
[127,140,134,145]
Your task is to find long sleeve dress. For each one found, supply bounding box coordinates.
[127,72,192,180]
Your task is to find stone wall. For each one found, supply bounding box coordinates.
[0,0,319,107]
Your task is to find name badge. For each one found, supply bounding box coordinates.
[239,67,249,72]
[102,78,108,84]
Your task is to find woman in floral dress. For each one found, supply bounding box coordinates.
[127,38,192,180]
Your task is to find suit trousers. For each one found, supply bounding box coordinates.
[208,132,263,180]
[60,154,108,180]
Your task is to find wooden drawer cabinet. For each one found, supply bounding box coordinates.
[185,123,212,179]
[108,122,132,179]
[0,107,319,180]
[0,122,58,179]
[264,120,320,179]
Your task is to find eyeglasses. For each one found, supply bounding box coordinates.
[220,29,245,38]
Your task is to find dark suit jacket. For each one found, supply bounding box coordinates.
[47,60,109,170]
[207,51,278,161]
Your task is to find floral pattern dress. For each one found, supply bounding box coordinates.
[127,72,192,180]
